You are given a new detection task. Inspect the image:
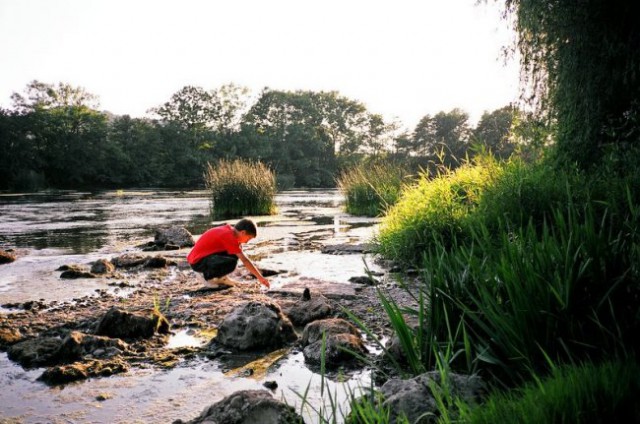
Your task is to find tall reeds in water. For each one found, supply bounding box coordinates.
[204,159,277,218]
[337,162,409,217]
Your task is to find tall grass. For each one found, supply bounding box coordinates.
[338,162,409,217]
[204,159,277,218]
[455,361,640,424]
[376,156,501,263]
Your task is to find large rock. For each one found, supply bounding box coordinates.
[301,318,367,368]
[155,226,194,248]
[7,337,62,367]
[176,390,304,424]
[379,372,486,424]
[39,359,129,385]
[56,331,128,362]
[110,254,147,268]
[57,264,96,279]
[95,307,170,339]
[215,301,297,351]
[277,289,333,326]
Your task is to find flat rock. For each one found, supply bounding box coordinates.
[270,278,363,300]
[95,307,169,339]
[321,243,373,255]
[39,359,129,385]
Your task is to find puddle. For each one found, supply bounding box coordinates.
[166,329,208,349]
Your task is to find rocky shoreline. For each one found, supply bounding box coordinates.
[0,227,482,423]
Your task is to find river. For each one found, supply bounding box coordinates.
[0,189,383,423]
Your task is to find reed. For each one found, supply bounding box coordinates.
[338,162,409,217]
[204,159,277,218]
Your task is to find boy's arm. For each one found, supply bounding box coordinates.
[236,251,270,288]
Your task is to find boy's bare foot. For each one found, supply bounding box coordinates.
[217,276,240,287]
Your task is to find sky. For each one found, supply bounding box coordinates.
[0,0,519,130]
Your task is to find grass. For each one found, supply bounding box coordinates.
[376,155,501,263]
[204,159,277,218]
[337,162,409,217]
[455,361,640,424]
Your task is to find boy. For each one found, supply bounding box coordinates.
[187,218,270,289]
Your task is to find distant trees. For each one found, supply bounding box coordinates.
[0,79,541,191]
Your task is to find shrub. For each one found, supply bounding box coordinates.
[204,159,277,218]
[337,162,409,217]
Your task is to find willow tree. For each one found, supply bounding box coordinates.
[504,0,640,167]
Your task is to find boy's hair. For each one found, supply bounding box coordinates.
[235,218,257,236]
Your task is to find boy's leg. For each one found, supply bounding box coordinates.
[191,253,238,283]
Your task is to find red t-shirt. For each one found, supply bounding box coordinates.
[187,224,241,265]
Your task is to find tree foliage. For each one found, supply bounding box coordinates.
[504,0,640,166]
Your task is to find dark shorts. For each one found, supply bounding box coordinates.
[190,252,238,280]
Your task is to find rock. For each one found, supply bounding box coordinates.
[91,259,115,274]
[56,331,128,362]
[95,307,170,339]
[321,243,372,255]
[164,243,180,251]
[277,290,333,326]
[58,264,96,279]
[177,389,304,424]
[7,337,63,367]
[154,226,194,248]
[349,275,379,285]
[379,372,486,424]
[0,327,23,346]
[271,278,362,300]
[300,318,367,368]
[111,254,147,268]
[144,255,168,268]
[0,249,16,264]
[215,301,297,351]
[38,359,129,385]
[263,380,278,391]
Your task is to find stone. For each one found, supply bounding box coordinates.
[56,331,128,362]
[320,243,373,255]
[110,254,147,268]
[277,290,333,327]
[144,255,168,268]
[0,327,23,346]
[300,318,367,368]
[215,301,298,351]
[349,275,379,285]
[176,390,304,424]
[58,264,96,279]
[379,372,486,424]
[7,337,63,367]
[95,307,170,339]
[154,226,194,248]
[38,359,129,385]
[0,249,16,264]
[91,259,115,274]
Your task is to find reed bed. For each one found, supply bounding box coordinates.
[204,159,276,218]
[337,162,409,217]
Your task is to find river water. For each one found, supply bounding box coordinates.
[0,189,383,423]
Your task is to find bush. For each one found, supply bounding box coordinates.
[337,162,409,217]
[204,159,277,218]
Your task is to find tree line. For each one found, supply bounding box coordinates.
[0,80,544,191]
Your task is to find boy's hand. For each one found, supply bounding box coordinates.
[258,276,270,289]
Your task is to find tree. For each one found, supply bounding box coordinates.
[504,0,640,166]
[412,108,472,164]
[11,80,99,112]
[473,105,517,159]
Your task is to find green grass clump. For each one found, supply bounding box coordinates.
[456,361,640,424]
[338,162,409,217]
[376,156,501,263]
[204,159,277,218]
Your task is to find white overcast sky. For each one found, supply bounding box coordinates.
[0,0,519,129]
